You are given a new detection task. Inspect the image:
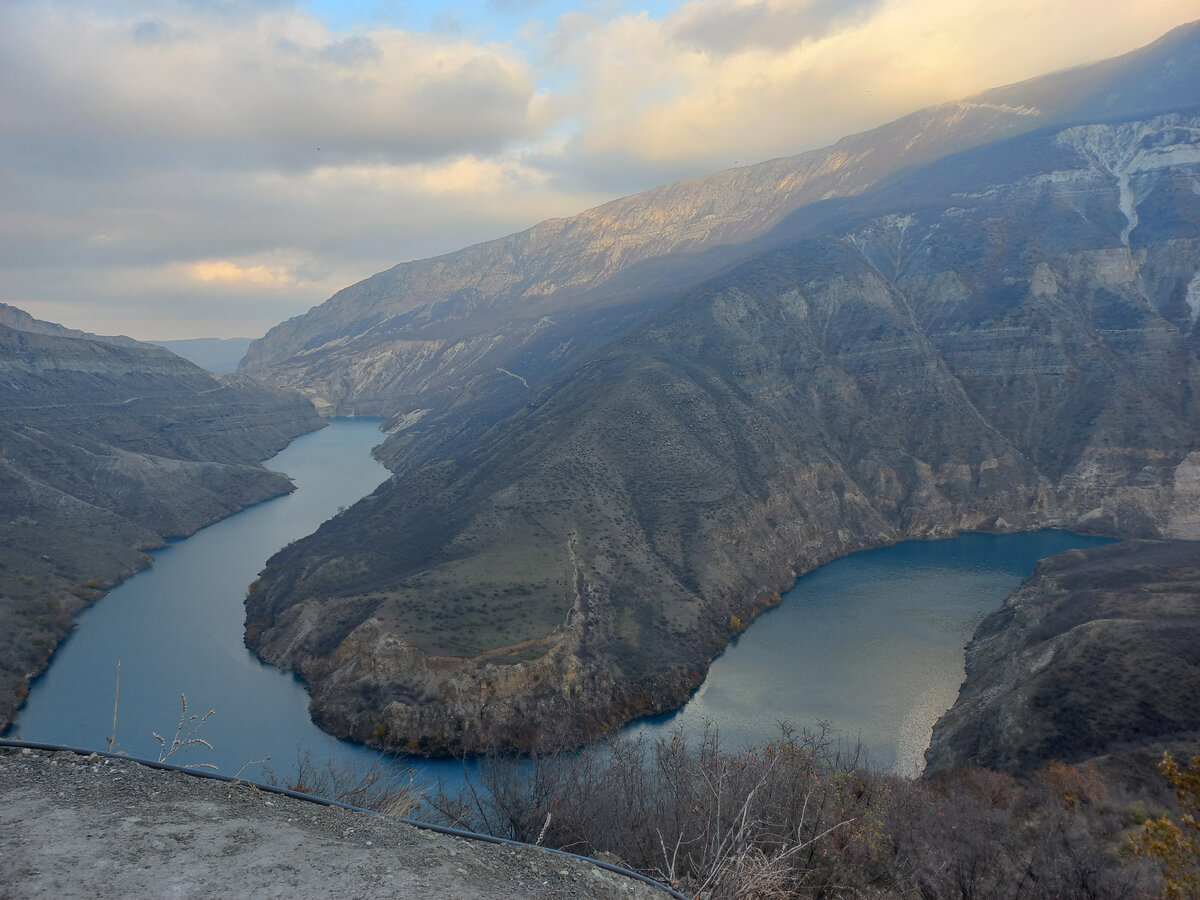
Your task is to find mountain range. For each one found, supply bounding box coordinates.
[234,22,1200,757]
[149,337,256,376]
[241,20,1200,421]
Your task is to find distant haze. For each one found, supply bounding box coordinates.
[2,1,1197,340]
[149,338,256,375]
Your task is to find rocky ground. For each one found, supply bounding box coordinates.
[0,745,672,900]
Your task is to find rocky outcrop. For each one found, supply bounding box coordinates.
[0,745,668,899]
[243,102,1200,757]
[924,540,1200,793]
[0,318,323,729]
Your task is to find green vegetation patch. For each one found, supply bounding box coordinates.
[371,541,572,657]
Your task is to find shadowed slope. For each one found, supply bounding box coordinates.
[240,21,1200,426]
[245,108,1200,755]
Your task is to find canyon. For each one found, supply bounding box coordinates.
[0,313,322,728]
[1,23,1196,780]
[235,24,1200,757]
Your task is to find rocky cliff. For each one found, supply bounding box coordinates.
[243,99,1200,755]
[924,539,1200,794]
[0,317,323,729]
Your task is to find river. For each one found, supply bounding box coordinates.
[632,530,1112,775]
[8,418,1112,786]
[6,419,415,783]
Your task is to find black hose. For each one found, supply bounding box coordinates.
[0,738,690,899]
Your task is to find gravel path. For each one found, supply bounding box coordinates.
[0,746,672,899]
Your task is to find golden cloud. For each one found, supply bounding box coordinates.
[556,0,1200,167]
[180,259,313,291]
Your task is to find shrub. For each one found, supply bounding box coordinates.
[423,723,1159,898]
[1131,752,1200,899]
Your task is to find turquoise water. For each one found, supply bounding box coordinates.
[5,419,423,784]
[632,531,1114,774]
[8,419,1113,784]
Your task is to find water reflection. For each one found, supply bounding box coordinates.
[632,531,1114,776]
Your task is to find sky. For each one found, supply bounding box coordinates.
[2,1,1197,340]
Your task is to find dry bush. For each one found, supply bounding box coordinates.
[891,763,1156,899]
[152,692,217,770]
[1130,752,1200,900]
[426,724,1165,899]
[266,751,425,817]
[429,722,895,898]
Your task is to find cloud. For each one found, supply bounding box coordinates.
[314,154,557,197]
[670,0,879,55]
[0,1,583,337]
[0,143,607,339]
[181,259,311,289]
[0,3,542,177]
[2,0,1198,340]
[539,0,1200,177]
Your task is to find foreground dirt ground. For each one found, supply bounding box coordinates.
[0,746,670,899]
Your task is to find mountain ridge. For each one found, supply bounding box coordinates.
[244,97,1200,754]
[0,301,142,348]
[240,20,1200,424]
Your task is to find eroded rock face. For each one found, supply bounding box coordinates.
[0,320,323,729]
[242,104,1200,756]
[924,540,1200,792]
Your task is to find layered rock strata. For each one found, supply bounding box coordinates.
[245,108,1200,755]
